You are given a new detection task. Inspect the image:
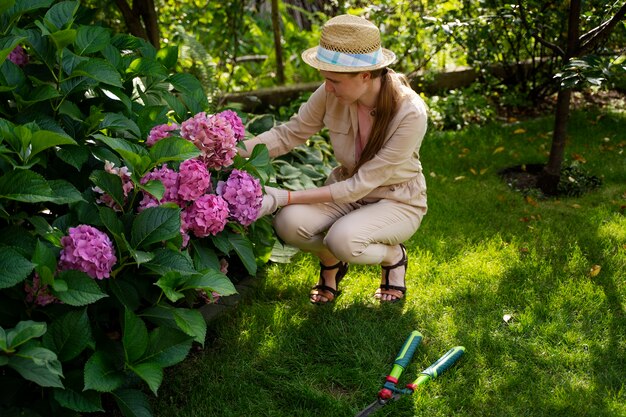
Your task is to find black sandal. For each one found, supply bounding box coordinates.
[310,261,349,305]
[375,244,407,303]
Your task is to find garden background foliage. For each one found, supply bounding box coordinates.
[0,1,276,416]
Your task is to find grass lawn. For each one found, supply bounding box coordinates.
[152,106,625,417]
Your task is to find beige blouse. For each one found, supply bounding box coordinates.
[253,76,428,210]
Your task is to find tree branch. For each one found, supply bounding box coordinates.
[114,0,149,41]
[579,3,626,56]
[517,0,566,57]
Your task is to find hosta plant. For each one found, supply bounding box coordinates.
[0,1,274,416]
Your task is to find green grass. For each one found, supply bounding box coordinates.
[152,107,626,417]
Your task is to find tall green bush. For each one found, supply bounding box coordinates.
[0,1,274,416]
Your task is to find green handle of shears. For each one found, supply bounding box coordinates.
[406,346,465,391]
[388,330,423,380]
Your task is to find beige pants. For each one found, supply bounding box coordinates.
[273,199,426,265]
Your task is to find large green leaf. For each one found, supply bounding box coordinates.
[130,205,181,249]
[143,248,196,276]
[6,320,46,349]
[42,308,93,362]
[184,269,237,296]
[48,179,84,204]
[123,309,148,364]
[0,247,35,289]
[140,327,192,368]
[30,130,77,157]
[100,113,141,139]
[90,170,125,210]
[228,233,257,275]
[53,387,104,413]
[148,136,201,165]
[0,170,53,202]
[52,270,108,306]
[128,362,162,395]
[141,305,206,345]
[155,45,178,69]
[8,346,63,388]
[126,57,167,79]
[84,350,124,392]
[75,25,110,55]
[71,58,122,87]
[112,389,152,417]
[154,271,186,303]
[44,0,78,30]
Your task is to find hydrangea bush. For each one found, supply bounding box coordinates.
[0,1,275,416]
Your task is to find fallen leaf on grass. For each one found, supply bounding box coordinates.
[513,128,526,134]
[525,196,538,206]
[503,314,513,324]
[572,153,587,163]
[589,265,601,277]
[470,168,477,175]
[571,204,582,209]
[493,146,505,154]
[454,176,466,181]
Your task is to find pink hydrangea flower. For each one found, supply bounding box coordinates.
[138,164,180,210]
[216,169,262,226]
[218,110,245,141]
[178,158,211,201]
[8,45,28,67]
[183,194,229,237]
[24,274,60,306]
[59,225,117,280]
[180,112,237,170]
[147,123,179,147]
[93,161,134,211]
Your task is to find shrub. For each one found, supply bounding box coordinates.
[0,1,274,416]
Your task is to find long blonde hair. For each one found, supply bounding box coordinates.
[352,68,409,175]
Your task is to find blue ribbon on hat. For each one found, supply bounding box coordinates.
[316,45,382,67]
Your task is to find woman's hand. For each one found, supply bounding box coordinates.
[258,186,290,218]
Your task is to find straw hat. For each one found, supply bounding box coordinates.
[301,14,396,72]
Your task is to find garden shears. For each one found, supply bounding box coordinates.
[355,330,465,417]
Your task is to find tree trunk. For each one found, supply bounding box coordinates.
[538,0,581,195]
[114,0,160,48]
[271,0,285,85]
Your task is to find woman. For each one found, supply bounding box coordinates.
[239,14,428,304]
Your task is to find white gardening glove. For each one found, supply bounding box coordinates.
[258,186,290,218]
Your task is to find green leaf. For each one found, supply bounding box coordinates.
[53,387,104,413]
[8,346,63,388]
[71,58,122,87]
[84,350,124,392]
[6,320,46,349]
[156,45,178,69]
[0,247,35,289]
[148,136,201,165]
[126,57,167,79]
[228,233,257,275]
[112,388,152,417]
[154,271,186,303]
[32,240,58,282]
[137,180,164,201]
[140,327,192,367]
[48,179,84,204]
[75,25,110,55]
[52,270,108,306]
[90,170,125,209]
[19,84,61,105]
[141,305,206,345]
[100,113,141,139]
[129,362,162,395]
[130,205,181,249]
[42,309,93,362]
[30,130,77,157]
[44,0,78,30]
[123,309,148,364]
[49,28,77,50]
[56,145,89,170]
[91,133,148,172]
[143,248,196,276]
[185,269,237,296]
[0,170,53,202]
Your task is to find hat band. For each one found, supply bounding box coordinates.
[316,45,383,68]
